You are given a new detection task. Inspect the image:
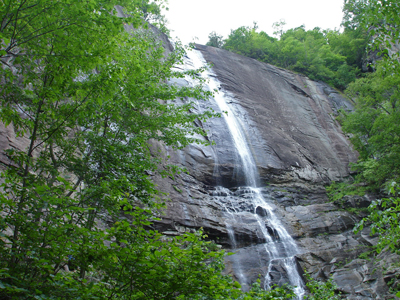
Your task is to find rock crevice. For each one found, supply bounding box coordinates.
[154,45,399,299]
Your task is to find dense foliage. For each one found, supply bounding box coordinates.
[340,61,400,189]
[336,0,400,191]
[343,0,400,50]
[353,183,400,297]
[206,31,224,48]
[206,21,368,90]
[304,273,341,300]
[0,0,302,299]
[0,1,248,299]
[355,183,400,254]
[1,0,398,298]
[334,4,400,297]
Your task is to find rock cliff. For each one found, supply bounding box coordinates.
[151,45,400,299]
[1,35,399,298]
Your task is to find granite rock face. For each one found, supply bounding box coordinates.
[152,45,400,298]
[197,44,356,184]
[1,36,399,298]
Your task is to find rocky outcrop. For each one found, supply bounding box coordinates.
[1,32,398,297]
[164,45,357,186]
[152,45,400,298]
[198,44,356,183]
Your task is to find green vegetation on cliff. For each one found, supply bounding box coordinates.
[206,0,399,198]
[207,1,400,296]
[1,0,399,298]
[207,20,368,90]
[327,3,400,295]
[0,0,298,299]
[340,0,400,191]
[342,4,400,291]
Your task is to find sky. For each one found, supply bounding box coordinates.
[164,0,345,45]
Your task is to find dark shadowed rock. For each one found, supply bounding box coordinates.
[2,39,398,299]
[195,44,357,185]
[151,45,399,299]
[255,206,268,217]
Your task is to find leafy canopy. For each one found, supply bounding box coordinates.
[334,4,400,298]
[304,273,341,300]
[206,21,369,90]
[0,0,255,299]
[0,0,302,299]
[334,0,400,191]
[340,61,400,190]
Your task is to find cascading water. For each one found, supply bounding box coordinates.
[181,48,305,299]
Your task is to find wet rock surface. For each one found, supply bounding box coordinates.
[195,44,357,185]
[155,171,400,298]
[1,40,399,298]
[152,45,400,298]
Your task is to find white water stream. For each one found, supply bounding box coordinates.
[182,48,305,299]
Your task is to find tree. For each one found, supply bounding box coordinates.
[99,221,244,300]
[0,0,245,298]
[354,184,400,298]
[343,0,400,49]
[272,19,286,38]
[139,0,170,33]
[221,23,363,90]
[206,31,224,48]
[223,26,253,56]
[304,273,341,300]
[326,27,368,70]
[336,5,400,297]
[355,183,400,255]
[337,0,400,190]
[238,280,294,300]
[340,62,400,189]
[0,1,303,298]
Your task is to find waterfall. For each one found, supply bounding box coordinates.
[181,48,305,299]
